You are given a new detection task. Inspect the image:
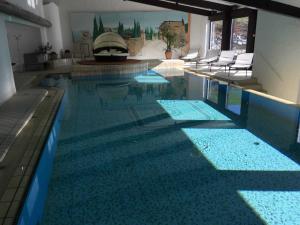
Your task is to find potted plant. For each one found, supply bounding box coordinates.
[161,23,177,59]
[37,42,52,62]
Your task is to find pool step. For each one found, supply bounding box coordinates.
[233,78,267,93]
[243,84,266,92]
[233,78,258,85]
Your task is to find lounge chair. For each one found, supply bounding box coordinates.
[228,53,254,77]
[182,49,200,61]
[196,49,220,68]
[210,50,235,71]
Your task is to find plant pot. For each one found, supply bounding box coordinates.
[165,50,172,59]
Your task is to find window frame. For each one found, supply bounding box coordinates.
[208,8,257,53]
[209,20,223,50]
[230,16,250,54]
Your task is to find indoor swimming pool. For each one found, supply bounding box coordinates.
[18,71,300,225]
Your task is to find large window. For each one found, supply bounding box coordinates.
[207,80,219,104]
[27,0,37,8]
[210,20,223,50]
[231,17,249,54]
[226,86,242,115]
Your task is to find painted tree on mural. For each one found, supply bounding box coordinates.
[118,22,125,37]
[98,16,105,35]
[145,27,155,40]
[93,16,105,40]
[132,20,141,38]
[93,17,99,41]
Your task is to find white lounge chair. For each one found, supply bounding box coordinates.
[210,50,235,71]
[229,53,254,77]
[196,49,220,68]
[182,49,200,61]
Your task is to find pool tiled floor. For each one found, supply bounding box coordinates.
[40,77,300,225]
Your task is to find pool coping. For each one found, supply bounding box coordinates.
[0,88,64,225]
[185,68,300,108]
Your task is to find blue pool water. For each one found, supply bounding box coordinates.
[134,74,169,84]
[34,71,300,225]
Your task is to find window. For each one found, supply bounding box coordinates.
[226,86,242,115]
[231,17,249,54]
[27,0,37,8]
[210,20,223,50]
[207,80,219,104]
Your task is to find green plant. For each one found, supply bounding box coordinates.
[93,16,105,41]
[161,24,177,51]
[93,17,99,41]
[118,22,124,37]
[145,27,154,40]
[98,16,105,35]
[132,20,141,38]
[38,42,52,54]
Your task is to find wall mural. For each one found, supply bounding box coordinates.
[70,11,190,59]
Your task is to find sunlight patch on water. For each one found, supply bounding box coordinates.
[182,128,300,171]
[239,191,300,225]
[157,100,230,121]
[134,74,169,84]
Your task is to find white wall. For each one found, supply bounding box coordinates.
[7,0,47,44]
[44,3,63,54]
[190,14,209,57]
[7,0,45,17]
[0,0,45,105]
[253,10,300,103]
[6,22,42,67]
[0,14,16,105]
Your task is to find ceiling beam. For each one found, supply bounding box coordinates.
[166,0,232,11]
[0,1,52,27]
[126,0,213,16]
[210,7,257,20]
[220,0,300,18]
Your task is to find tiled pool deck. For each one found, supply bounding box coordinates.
[0,88,64,225]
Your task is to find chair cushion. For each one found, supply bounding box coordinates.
[199,56,218,63]
[235,53,254,65]
[230,64,252,69]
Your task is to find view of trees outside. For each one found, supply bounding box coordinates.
[209,17,249,53]
[210,20,223,50]
[231,17,249,54]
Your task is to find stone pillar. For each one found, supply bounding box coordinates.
[43,2,64,55]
